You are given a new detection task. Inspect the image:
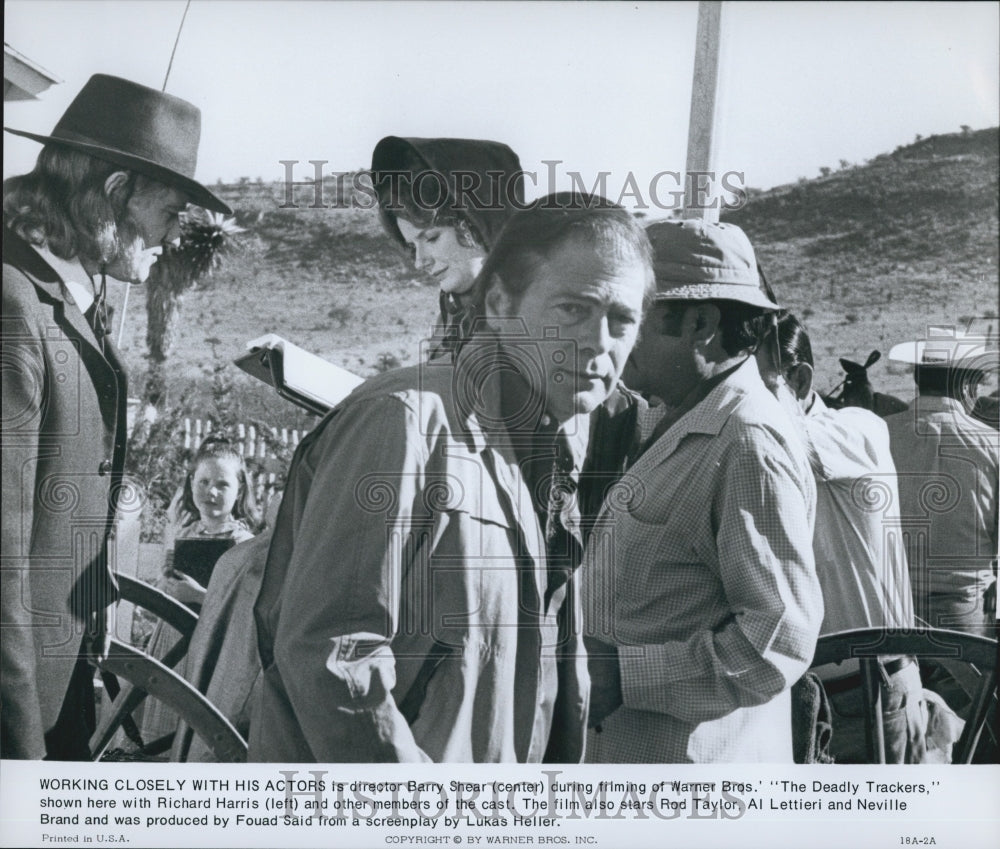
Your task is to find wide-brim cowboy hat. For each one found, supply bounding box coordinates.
[645,219,780,309]
[888,330,997,372]
[5,73,231,214]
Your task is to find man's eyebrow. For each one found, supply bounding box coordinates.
[547,288,605,304]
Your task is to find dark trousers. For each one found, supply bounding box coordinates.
[43,648,96,761]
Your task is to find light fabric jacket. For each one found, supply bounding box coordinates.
[2,229,125,759]
[800,393,914,636]
[583,357,821,763]
[884,395,999,601]
[171,531,272,762]
[138,519,254,746]
[251,342,588,763]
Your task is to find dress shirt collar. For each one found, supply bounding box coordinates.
[639,356,767,467]
[804,390,826,416]
[29,243,97,314]
[910,394,966,416]
[665,355,760,435]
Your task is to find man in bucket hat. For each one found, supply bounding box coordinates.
[582,220,822,762]
[2,74,227,759]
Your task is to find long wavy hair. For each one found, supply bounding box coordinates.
[3,145,139,267]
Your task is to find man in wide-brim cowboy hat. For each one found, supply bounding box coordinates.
[2,73,229,760]
[884,329,999,638]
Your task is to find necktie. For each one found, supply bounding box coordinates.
[544,436,583,608]
[88,272,110,354]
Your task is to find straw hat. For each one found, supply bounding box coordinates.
[888,327,997,372]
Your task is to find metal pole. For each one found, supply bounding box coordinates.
[683,1,723,223]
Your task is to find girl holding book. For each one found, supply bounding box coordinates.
[136,434,259,751]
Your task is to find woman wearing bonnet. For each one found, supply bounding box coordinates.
[370,136,524,355]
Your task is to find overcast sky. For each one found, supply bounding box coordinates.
[4,1,998,202]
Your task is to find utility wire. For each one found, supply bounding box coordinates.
[163,0,193,91]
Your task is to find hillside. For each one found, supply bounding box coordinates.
[114,127,999,427]
[723,127,998,398]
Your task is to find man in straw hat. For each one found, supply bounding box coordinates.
[2,74,229,759]
[884,329,998,638]
[582,219,822,762]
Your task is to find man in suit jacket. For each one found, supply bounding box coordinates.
[2,74,229,760]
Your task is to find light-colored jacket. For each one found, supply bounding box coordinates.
[250,342,588,762]
[171,531,272,762]
[800,393,914,635]
[884,395,998,600]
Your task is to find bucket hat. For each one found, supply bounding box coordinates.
[5,74,230,214]
[646,219,779,309]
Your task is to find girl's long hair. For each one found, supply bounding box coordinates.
[179,433,261,529]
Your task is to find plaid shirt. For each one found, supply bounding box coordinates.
[582,357,821,763]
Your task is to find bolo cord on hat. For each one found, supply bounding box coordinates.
[91,173,140,352]
[90,269,110,356]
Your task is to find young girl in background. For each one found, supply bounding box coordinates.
[137,434,260,751]
[170,494,282,762]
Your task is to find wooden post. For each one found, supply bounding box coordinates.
[683,1,723,223]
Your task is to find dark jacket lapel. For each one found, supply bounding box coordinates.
[4,229,127,424]
[4,228,129,525]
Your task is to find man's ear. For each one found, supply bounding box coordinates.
[103,171,131,199]
[787,361,814,401]
[484,277,513,327]
[688,302,721,342]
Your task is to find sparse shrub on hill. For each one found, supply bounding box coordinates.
[375,352,403,373]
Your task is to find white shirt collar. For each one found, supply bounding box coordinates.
[29,243,97,314]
